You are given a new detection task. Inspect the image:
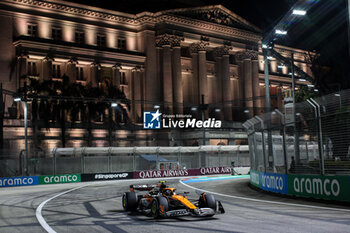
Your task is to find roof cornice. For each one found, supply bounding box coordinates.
[2,0,261,42]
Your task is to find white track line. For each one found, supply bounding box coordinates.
[180,178,350,213]
[36,184,91,233]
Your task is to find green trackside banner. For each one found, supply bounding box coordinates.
[250,170,260,187]
[288,174,350,202]
[39,174,81,185]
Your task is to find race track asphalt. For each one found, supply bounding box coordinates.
[0,176,350,233]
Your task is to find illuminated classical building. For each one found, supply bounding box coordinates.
[0,0,313,153]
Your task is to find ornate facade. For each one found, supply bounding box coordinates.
[0,0,313,151]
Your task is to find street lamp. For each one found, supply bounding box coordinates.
[14,97,28,176]
[275,29,287,35]
[292,9,307,16]
[111,102,118,108]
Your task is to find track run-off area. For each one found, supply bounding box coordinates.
[1,175,350,233]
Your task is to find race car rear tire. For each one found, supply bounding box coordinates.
[199,193,216,215]
[122,192,138,211]
[151,196,169,219]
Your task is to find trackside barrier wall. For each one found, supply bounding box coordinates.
[0,166,233,188]
[250,170,350,202]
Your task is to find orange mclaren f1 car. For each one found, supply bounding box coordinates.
[122,181,225,218]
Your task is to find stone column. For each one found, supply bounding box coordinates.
[162,44,173,113]
[270,60,277,73]
[172,36,183,114]
[235,50,259,116]
[214,56,222,103]
[222,54,231,120]
[155,46,162,103]
[198,50,207,102]
[215,45,232,120]
[190,41,209,104]
[144,31,158,111]
[133,68,142,122]
[243,59,253,110]
[190,51,199,104]
[252,59,261,114]
[130,69,135,121]
[41,58,51,81]
[18,56,27,78]
[156,34,174,114]
[66,60,77,83]
[89,63,98,87]
[112,64,121,88]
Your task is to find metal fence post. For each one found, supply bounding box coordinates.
[178,147,181,169]
[275,109,288,174]
[244,119,257,171]
[132,147,136,171]
[198,146,202,168]
[81,147,85,174]
[108,147,112,173]
[255,116,267,172]
[51,148,57,175]
[307,99,325,175]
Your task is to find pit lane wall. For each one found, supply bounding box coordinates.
[0,166,233,188]
[250,170,350,202]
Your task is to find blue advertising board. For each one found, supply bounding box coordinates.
[260,172,288,194]
[0,176,39,187]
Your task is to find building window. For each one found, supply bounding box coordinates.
[120,72,127,85]
[75,31,85,44]
[27,24,38,37]
[76,66,85,81]
[97,34,106,47]
[52,27,62,41]
[52,64,61,78]
[27,61,38,76]
[117,38,126,49]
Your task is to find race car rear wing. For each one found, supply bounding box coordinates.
[130,184,157,192]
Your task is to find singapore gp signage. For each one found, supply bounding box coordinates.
[288,174,350,202]
[260,172,288,194]
[39,174,81,184]
[143,110,221,129]
[81,172,133,182]
[0,176,39,187]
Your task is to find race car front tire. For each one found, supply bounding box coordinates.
[199,193,216,215]
[122,192,138,211]
[151,196,169,218]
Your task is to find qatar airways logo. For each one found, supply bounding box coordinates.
[143,110,222,129]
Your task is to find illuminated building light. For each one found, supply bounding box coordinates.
[293,10,307,16]
[275,29,287,35]
[29,55,45,60]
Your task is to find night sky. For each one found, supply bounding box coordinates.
[67,0,350,90]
